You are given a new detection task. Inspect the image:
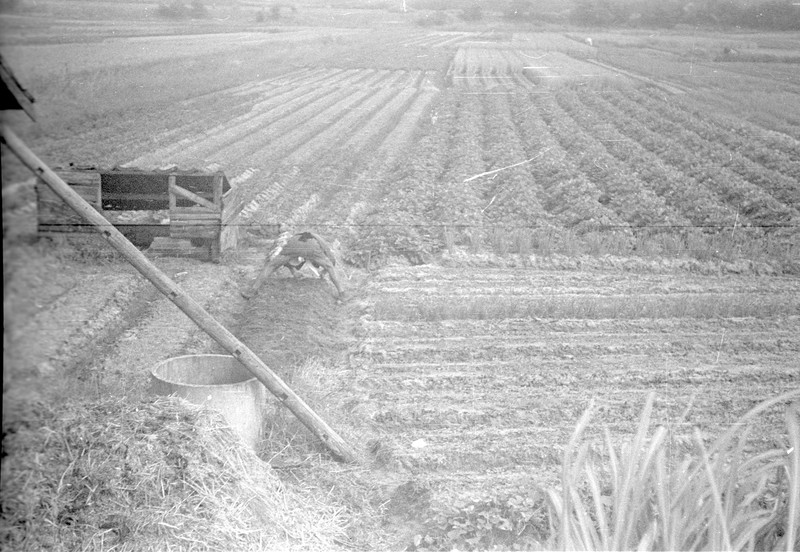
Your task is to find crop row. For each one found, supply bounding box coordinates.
[430,93,486,233]
[573,93,762,229]
[448,47,627,91]
[266,85,435,228]
[304,87,436,233]
[345,91,456,264]
[553,89,739,228]
[620,88,800,200]
[129,67,438,238]
[537,92,689,229]
[596,88,799,229]
[450,48,519,89]
[507,92,629,232]
[129,68,371,168]
[211,64,797,267]
[400,32,475,49]
[349,88,654,264]
[350,83,791,263]
[282,87,402,167]
[334,86,443,238]
[479,94,550,226]
[624,88,798,172]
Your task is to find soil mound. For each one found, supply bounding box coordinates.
[1,396,346,551]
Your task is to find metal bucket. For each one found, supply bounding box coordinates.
[150,354,266,449]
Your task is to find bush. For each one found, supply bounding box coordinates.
[157,0,185,18]
[546,390,800,551]
[742,0,800,31]
[0,0,20,13]
[189,0,208,18]
[569,0,800,30]
[414,10,448,26]
[261,3,297,20]
[504,0,533,20]
[156,0,208,19]
[416,493,550,550]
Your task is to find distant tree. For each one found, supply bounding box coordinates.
[571,0,622,26]
[743,0,800,30]
[570,0,798,30]
[460,2,483,21]
[504,0,533,20]
[156,0,208,19]
[189,0,208,18]
[264,3,297,20]
[0,0,20,13]
[157,1,187,18]
[637,0,683,28]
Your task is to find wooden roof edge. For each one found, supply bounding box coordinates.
[0,55,36,120]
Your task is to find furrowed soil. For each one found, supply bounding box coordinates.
[351,265,798,499]
[3,4,800,550]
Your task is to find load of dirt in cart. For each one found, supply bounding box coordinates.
[0,396,347,551]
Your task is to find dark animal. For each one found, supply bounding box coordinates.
[241,231,344,299]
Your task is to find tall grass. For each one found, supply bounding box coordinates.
[548,389,800,551]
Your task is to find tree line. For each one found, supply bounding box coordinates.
[566,0,800,30]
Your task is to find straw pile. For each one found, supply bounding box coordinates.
[1,395,347,551]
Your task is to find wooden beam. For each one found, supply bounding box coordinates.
[170,209,221,219]
[169,182,217,211]
[54,169,101,188]
[102,193,170,202]
[168,175,177,210]
[1,124,358,463]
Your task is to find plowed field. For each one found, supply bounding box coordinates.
[349,265,798,502]
[3,6,799,549]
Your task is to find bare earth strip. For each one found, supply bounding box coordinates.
[346,265,800,506]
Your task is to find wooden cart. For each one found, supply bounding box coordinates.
[36,166,240,261]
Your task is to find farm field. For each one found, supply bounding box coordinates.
[2,1,800,549]
[347,265,799,499]
[588,29,800,135]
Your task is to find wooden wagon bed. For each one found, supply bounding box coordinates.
[36,166,241,261]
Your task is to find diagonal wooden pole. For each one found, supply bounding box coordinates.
[1,124,358,463]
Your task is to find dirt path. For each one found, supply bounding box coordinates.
[3,243,244,406]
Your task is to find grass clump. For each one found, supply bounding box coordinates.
[0,396,347,551]
[548,389,800,551]
[413,390,799,551]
